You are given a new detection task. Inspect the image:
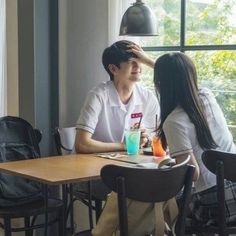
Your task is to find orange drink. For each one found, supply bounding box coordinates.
[151,135,166,157]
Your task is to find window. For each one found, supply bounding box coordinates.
[138,0,236,140]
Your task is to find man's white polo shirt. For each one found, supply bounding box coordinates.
[77,81,159,143]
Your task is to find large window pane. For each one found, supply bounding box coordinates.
[139,0,180,47]
[186,51,236,138]
[140,50,236,140]
[186,51,236,91]
[186,0,236,45]
[140,51,163,91]
[138,0,236,141]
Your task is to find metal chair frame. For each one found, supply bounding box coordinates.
[53,127,103,232]
[101,163,195,236]
[186,150,236,236]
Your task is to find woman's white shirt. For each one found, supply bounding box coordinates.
[163,88,236,193]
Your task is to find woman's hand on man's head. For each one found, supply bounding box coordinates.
[126,44,155,68]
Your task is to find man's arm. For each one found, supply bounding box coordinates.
[75,129,125,154]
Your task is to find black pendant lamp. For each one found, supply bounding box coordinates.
[119,0,158,36]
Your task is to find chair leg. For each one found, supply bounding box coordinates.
[24,217,32,236]
[95,200,102,222]
[4,217,11,236]
[58,206,65,236]
[88,201,93,229]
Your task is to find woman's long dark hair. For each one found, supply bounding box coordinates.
[154,52,217,150]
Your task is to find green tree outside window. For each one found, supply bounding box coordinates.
[138,0,236,140]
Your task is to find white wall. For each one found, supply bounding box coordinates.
[6,0,19,116]
[6,0,110,128]
[59,0,109,127]
[58,2,109,230]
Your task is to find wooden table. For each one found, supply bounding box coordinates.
[0,153,155,185]
[0,153,152,236]
[0,154,129,185]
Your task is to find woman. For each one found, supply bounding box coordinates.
[153,52,236,224]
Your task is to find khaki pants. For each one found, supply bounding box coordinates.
[92,192,178,236]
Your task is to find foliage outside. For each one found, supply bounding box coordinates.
[138,0,236,140]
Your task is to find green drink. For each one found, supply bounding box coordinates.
[125,129,141,155]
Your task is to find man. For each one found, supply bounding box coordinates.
[74,40,159,235]
[75,40,159,154]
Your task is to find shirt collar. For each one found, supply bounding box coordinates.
[108,81,143,107]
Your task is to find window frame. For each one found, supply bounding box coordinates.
[142,0,236,53]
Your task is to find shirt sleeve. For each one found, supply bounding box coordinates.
[163,118,193,157]
[76,91,102,134]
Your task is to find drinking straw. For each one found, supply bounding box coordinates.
[137,115,143,129]
[155,114,158,131]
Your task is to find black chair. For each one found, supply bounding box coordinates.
[0,116,64,236]
[185,149,236,236]
[100,162,195,236]
[53,127,105,232]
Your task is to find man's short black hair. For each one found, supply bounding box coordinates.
[102,40,137,80]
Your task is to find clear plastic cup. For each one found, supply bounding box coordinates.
[125,129,141,155]
[152,135,166,157]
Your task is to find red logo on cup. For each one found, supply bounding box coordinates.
[131,112,142,119]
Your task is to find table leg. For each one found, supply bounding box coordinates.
[42,184,48,236]
[69,184,75,234]
[88,181,94,229]
[62,184,68,236]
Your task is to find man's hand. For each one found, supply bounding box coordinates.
[132,123,150,148]
[140,127,150,148]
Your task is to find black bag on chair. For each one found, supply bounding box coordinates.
[0,116,43,207]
